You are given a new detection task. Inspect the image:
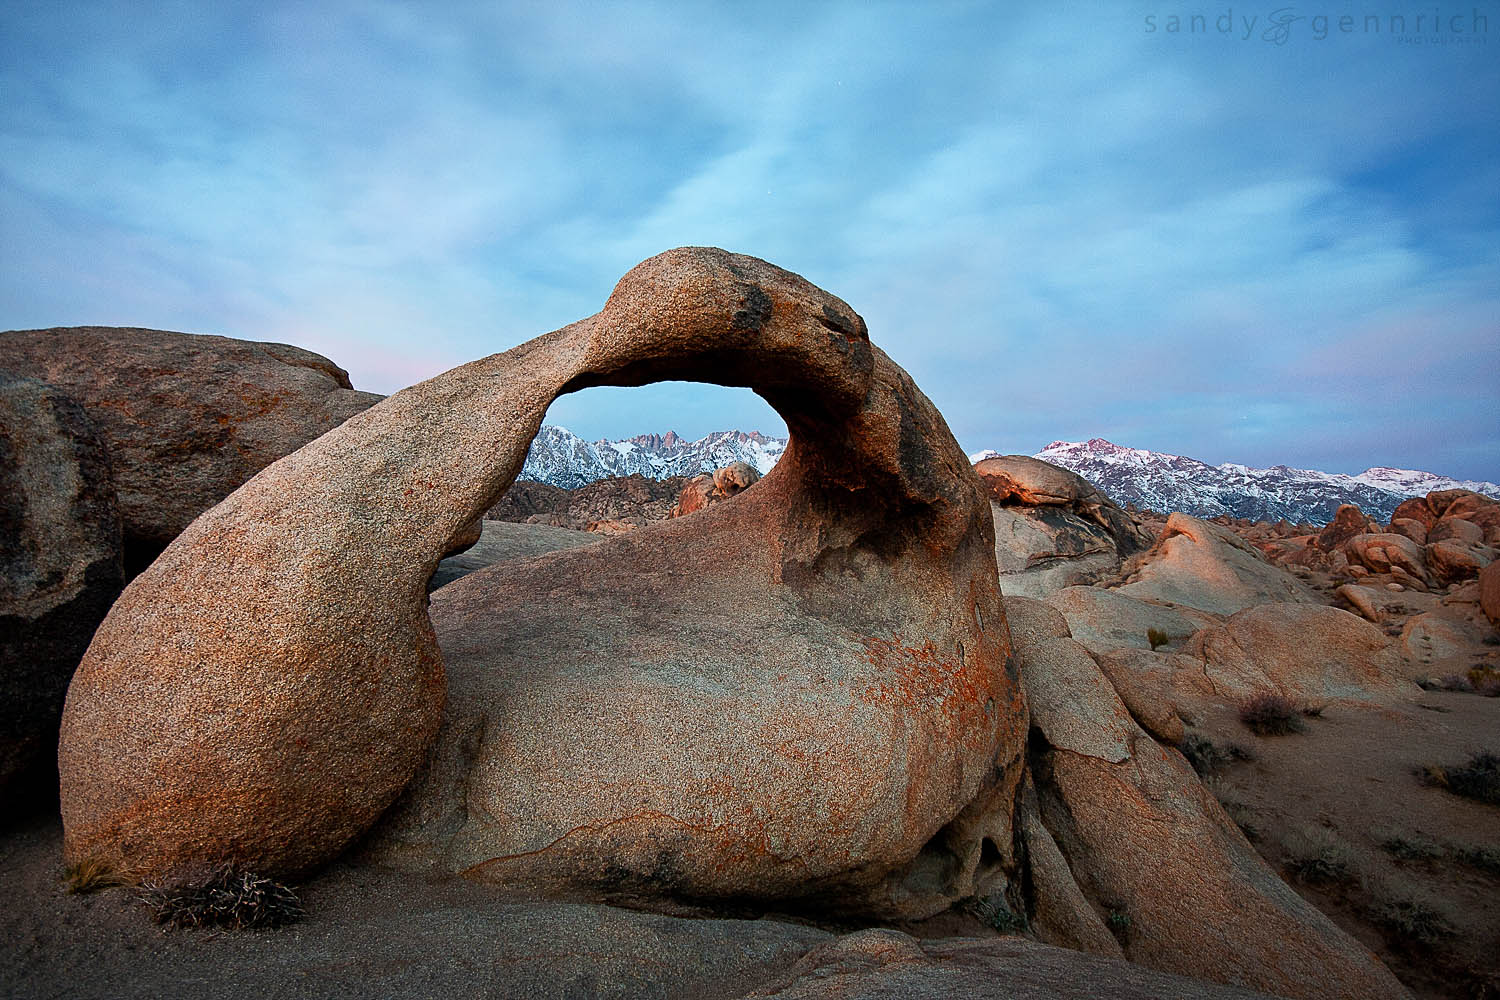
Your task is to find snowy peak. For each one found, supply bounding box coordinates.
[518,425,787,489]
[1022,439,1499,525]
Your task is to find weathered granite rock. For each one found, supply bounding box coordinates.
[1482,561,1500,631]
[59,250,1026,912]
[0,326,382,567]
[1343,533,1430,583]
[1012,622,1412,999]
[1183,604,1419,702]
[1118,513,1320,616]
[428,520,598,590]
[1315,504,1379,552]
[670,460,764,518]
[1426,538,1494,586]
[975,456,1149,598]
[1388,517,1428,545]
[740,929,1280,1000]
[1043,586,1207,657]
[1,374,123,793]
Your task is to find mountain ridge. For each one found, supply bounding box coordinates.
[519,426,1497,525]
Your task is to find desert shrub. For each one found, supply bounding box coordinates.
[1451,843,1500,876]
[1420,751,1500,806]
[1437,674,1475,693]
[139,864,305,930]
[965,892,1027,932]
[1105,907,1133,942]
[1178,733,1255,776]
[1300,703,1325,718]
[1469,665,1500,697]
[1146,627,1170,651]
[63,858,135,894]
[1378,832,1444,862]
[1369,896,1456,949]
[1282,827,1356,886]
[1239,693,1304,736]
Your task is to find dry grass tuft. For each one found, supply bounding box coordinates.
[1419,751,1500,806]
[63,858,137,895]
[138,864,305,931]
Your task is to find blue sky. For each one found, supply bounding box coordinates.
[3,2,1497,480]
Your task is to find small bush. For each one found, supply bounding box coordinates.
[138,864,305,931]
[1300,703,1325,718]
[1370,897,1456,949]
[1421,751,1500,806]
[1438,674,1475,693]
[1470,665,1500,697]
[965,893,1028,933]
[1106,908,1133,941]
[1451,843,1500,876]
[1146,627,1170,651]
[63,858,136,895]
[1378,832,1444,862]
[1178,733,1255,776]
[1282,827,1356,886]
[1239,693,1305,736]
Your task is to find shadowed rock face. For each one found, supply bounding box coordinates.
[974,456,1149,599]
[0,327,383,571]
[58,249,1025,909]
[1,374,123,795]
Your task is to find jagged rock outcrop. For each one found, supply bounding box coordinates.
[1,374,123,794]
[670,459,763,518]
[1117,513,1321,616]
[58,249,1026,915]
[973,455,1149,598]
[1007,601,1412,1000]
[0,326,382,569]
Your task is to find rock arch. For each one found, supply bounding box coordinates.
[59,248,1026,908]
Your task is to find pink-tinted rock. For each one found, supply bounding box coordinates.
[1183,604,1418,702]
[1343,532,1429,582]
[1426,539,1494,586]
[1480,561,1500,630]
[1429,516,1484,546]
[1391,497,1437,530]
[1315,504,1378,552]
[1117,513,1320,616]
[1389,518,1428,545]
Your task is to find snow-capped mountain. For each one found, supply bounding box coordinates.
[1010,438,1500,526]
[518,425,787,489]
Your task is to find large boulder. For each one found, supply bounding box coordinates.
[1315,503,1379,552]
[974,455,1149,598]
[1425,538,1494,586]
[1117,513,1320,616]
[1012,617,1410,999]
[0,327,382,568]
[1182,604,1418,702]
[1342,533,1429,583]
[1,374,124,793]
[58,250,1027,917]
[1482,561,1500,631]
[670,460,763,518]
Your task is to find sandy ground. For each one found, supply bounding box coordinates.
[1192,689,1500,999]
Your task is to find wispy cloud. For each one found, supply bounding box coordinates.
[2,2,1495,478]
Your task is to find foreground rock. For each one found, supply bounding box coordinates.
[0,374,123,794]
[1118,513,1321,615]
[1008,599,1412,1000]
[59,249,1026,916]
[974,455,1149,598]
[0,327,382,566]
[428,520,598,590]
[742,929,1278,999]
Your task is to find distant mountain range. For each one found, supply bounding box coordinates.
[974,438,1500,525]
[520,426,1498,526]
[518,425,785,489]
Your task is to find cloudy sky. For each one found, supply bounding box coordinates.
[3,2,1497,480]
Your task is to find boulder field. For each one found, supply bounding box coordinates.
[19,249,1452,998]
